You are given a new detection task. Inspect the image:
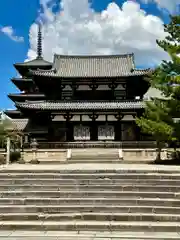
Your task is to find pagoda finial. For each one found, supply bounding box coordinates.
[37,24,43,59]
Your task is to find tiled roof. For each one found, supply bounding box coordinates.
[30,54,151,78]
[8,93,45,98]
[14,58,52,67]
[10,119,47,132]
[16,100,145,110]
[10,119,28,131]
[11,78,34,92]
[4,110,23,119]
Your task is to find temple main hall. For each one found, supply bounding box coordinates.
[5,26,152,148]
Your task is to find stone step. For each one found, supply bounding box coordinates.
[68,159,151,164]
[0,220,180,232]
[0,237,177,240]
[0,190,175,198]
[1,166,180,172]
[71,152,119,156]
[40,160,120,164]
[2,231,180,240]
[3,168,180,174]
[0,184,179,192]
[1,173,180,180]
[68,160,120,163]
[39,160,67,164]
[70,156,119,160]
[68,160,151,165]
[0,197,179,207]
[1,178,180,185]
[71,149,119,154]
[0,205,179,214]
[1,212,180,222]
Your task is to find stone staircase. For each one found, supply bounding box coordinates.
[0,165,180,239]
[69,148,120,163]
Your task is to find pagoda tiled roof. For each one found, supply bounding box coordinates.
[8,93,45,98]
[8,93,46,103]
[4,110,22,115]
[12,78,33,81]
[30,54,151,78]
[10,119,47,132]
[4,110,23,118]
[10,119,29,131]
[16,100,145,110]
[14,58,52,68]
[11,78,34,91]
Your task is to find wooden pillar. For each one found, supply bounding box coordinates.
[114,121,121,141]
[108,82,117,99]
[115,113,124,141]
[135,123,141,141]
[64,113,73,141]
[89,83,98,100]
[89,113,98,141]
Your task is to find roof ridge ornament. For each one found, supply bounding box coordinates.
[37,24,43,60]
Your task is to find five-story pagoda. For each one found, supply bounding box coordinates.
[5,26,152,148]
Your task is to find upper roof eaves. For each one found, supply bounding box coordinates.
[30,53,151,78]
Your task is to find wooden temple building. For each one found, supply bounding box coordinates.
[5,26,153,148]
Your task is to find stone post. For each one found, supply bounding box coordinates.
[30,138,39,164]
[118,148,123,160]
[67,149,72,161]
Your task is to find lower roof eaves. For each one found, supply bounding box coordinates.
[15,100,145,111]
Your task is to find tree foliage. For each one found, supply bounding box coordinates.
[0,115,21,149]
[136,15,180,148]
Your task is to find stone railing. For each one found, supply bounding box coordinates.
[33,141,157,149]
[22,147,170,163]
[122,148,168,161]
[23,149,67,163]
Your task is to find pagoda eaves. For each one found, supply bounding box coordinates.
[4,110,24,119]
[8,93,45,102]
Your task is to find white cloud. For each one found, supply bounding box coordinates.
[27,0,169,67]
[1,26,24,42]
[141,0,180,13]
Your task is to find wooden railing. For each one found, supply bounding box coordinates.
[26,141,157,149]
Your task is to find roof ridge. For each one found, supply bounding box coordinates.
[19,100,142,104]
[54,53,134,59]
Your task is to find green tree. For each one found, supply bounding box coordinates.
[0,114,21,150]
[136,15,180,160]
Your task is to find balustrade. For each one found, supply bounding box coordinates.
[35,141,157,149]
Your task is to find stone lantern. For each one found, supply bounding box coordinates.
[30,138,39,164]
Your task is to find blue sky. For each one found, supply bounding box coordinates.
[0,0,178,110]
